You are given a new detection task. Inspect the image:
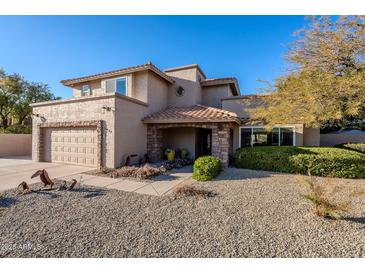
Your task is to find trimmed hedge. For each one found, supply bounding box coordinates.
[234,146,365,179]
[193,156,222,181]
[0,124,32,134]
[336,143,365,154]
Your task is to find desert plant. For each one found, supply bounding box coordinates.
[161,158,194,170]
[297,175,351,220]
[135,164,162,180]
[174,185,216,198]
[106,164,164,180]
[193,156,221,181]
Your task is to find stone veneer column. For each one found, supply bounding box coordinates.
[211,124,230,168]
[147,125,163,162]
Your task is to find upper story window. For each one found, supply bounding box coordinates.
[82,85,91,96]
[105,77,127,96]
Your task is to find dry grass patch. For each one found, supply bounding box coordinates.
[297,175,351,220]
[174,185,217,198]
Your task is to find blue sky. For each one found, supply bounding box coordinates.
[0,16,307,98]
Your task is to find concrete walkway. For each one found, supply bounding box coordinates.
[60,166,193,196]
[0,156,193,196]
[0,156,94,192]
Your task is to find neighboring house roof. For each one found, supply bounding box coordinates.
[142,104,241,124]
[60,63,175,86]
[330,129,365,135]
[201,78,240,96]
[221,93,271,100]
[164,64,207,79]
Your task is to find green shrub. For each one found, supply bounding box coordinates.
[193,156,222,181]
[0,124,32,134]
[234,146,365,179]
[336,143,365,154]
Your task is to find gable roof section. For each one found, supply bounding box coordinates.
[201,77,240,96]
[142,105,241,124]
[61,63,175,86]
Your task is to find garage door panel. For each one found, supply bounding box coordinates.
[43,127,97,167]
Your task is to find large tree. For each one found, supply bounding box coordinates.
[12,81,57,125]
[0,69,58,128]
[250,16,365,129]
[0,70,23,128]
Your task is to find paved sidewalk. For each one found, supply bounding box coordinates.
[0,156,94,192]
[60,166,193,196]
[0,156,193,196]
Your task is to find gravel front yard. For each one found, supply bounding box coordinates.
[0,168,364,258]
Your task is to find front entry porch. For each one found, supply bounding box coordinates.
[146,122,235,168]
[142,105,241,168]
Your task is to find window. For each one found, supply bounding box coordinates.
[239,127,295,147]
[105,77,127,96]
[82,85,91,96]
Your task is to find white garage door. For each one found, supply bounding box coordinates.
[43,127,98,167]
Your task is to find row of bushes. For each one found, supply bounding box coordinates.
[234,146,365,179]
[0,124,32,134]
[336,143,365,154]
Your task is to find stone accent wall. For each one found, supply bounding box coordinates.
[146,122,235,168]
[211,124,231,167]
[147,125,163,162]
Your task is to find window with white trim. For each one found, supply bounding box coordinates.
[81,85,91,96]
[105,77,127,96]
[239,126,295,147]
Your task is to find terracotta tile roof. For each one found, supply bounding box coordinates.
[143,105,241,124]
[201,77,240,96]
[60,63,174,86]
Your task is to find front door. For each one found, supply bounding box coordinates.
[201,128,212,156]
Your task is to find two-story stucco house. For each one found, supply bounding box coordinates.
[31,63,320,168]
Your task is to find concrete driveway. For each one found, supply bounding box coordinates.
[0,156,94,192]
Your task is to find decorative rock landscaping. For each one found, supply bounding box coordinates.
[0,168,364,257]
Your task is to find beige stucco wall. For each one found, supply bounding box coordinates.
[166,67,203,107]
[202,85,231,108]
[303,127,320,146]
[114,97,148,167]
[320,133,365,146]
[147,72,169,114]
[162,128,196,158]
[32,95,116,167]
[132,71,148,102]
[0,134,32,156]
[222,97,263,118]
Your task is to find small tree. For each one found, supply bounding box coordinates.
[250,16,365,129]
